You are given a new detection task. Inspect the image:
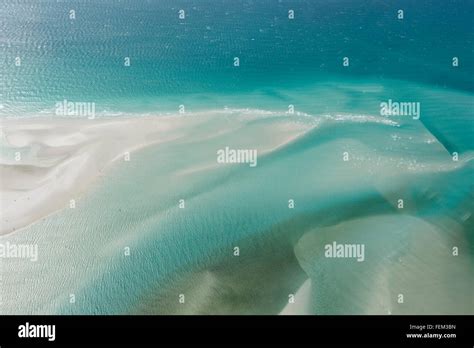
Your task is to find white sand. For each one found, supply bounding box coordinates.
[279,279,313,315]
[0,114,313,235]
[0,116,211,235]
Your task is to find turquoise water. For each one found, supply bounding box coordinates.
[1,0,473,314]
[2,0,473,149]
[2,1,473,105]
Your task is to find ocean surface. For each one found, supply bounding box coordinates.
[0,0,473,314]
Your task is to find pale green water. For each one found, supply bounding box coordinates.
[0,0,473,314]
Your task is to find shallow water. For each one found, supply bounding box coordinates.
[0,0,473,314]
